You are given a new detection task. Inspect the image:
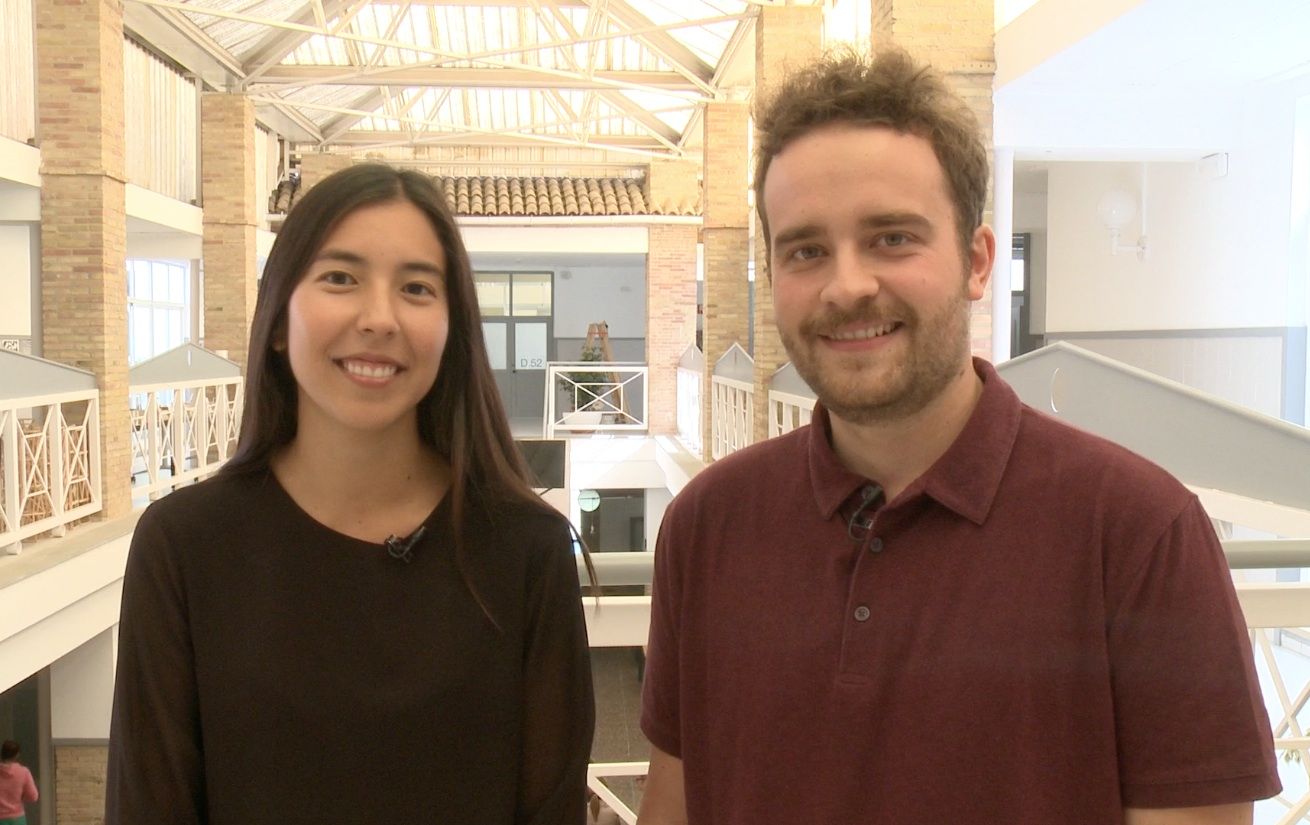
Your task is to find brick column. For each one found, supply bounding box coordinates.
[701,102,750,460]
[54,744,108,825]
[646,224,697,435]
[201,94,258,372]
[646,159,699,215]
[36,0,131,518]
[872,0,996,358]
[298,151,351,195]
[753,6,823,443]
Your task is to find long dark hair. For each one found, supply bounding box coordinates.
[224,162,593,612]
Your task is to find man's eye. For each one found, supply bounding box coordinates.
[879,233,910,248]
[790,245,824,261]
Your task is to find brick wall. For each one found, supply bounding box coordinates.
[646,160,699,215]
[298,152,351,195]
[202,224,258,370]
[752,5,823,444]
[201,94,258,372]
[872,0,996,361]
[700,102,751,460]
[36,0,131,518]
[646,224,697,435]
[55,743,107,825]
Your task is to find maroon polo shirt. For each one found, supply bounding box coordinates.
[642,358,1278,824]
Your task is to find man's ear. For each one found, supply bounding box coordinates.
[966,224,996,301]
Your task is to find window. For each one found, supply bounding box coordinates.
[474,272,552,317]
[127,259,190,365]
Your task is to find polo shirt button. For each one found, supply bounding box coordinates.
[868,537,884,553]
[854,605,871,622]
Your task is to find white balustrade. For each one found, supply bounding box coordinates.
[676,365,702,456]
[710,376,752,459]
[545,363,648,438]
[0,390,101,554]
[768,389,815,437]
[129,378,243,499]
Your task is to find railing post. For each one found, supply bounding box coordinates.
[196,386,210,474]
[146,391,162,500]
[2,409,20,555]
[87,396,101,511]
[171,387,185,491]
[47,403,67,537]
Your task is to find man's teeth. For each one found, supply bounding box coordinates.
[830,323,896,341]
[342,360,398,378]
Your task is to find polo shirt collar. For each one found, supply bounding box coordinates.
[807,357,1023,526]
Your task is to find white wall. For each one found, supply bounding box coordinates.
[49,629,115,739]
[1043,75,1304,333]
[553,264,646,338]
[1047,161,1290,331]
[0,223,32,337]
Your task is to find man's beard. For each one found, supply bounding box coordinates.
[779,286,972,425]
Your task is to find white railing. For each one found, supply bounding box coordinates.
[0,390,101,554]
[545,363,648,438]
[676,364,702,456]
[0,0,35,143]
[711,376,752,460]
[768,389,815,437]
[1236,581,1310,825]
[129,379,243,499]
[124,37,198,203]
[583,590,653,825]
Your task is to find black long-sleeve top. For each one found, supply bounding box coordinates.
[105,470,594,825]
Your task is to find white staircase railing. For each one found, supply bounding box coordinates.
[710,375,752,459]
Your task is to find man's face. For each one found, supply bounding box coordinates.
[763,124,992,425]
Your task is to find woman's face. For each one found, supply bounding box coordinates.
[283,199,450,441]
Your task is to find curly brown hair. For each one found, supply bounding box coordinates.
[753,47,988,263]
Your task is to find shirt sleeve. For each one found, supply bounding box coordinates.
[104,506,207,824]
[1106,495,1281,808]
[516,519,595,825]
[22,766,38,802]
[639,508,683,758]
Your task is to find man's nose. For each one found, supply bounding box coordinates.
[819,248,881,307]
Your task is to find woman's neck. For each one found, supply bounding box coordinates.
[272,420,450,543]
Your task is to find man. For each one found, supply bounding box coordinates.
[637,49,1279,825]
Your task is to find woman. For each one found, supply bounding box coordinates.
[106,164,594,824]
[0,740,38,825]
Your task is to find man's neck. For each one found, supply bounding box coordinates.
[828,360,983,502]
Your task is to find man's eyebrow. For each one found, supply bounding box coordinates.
[772,212,935,249]
[858,212,934,233]
[312,248,444,276]
[772,224,823,249]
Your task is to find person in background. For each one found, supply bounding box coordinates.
[0,740,38,825]
[106,163,594,824]
[637,48,1278,825]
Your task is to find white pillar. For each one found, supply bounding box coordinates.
[991,147,1015,363]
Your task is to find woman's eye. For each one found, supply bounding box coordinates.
[402,282,439,297]
[321,270,354,286]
